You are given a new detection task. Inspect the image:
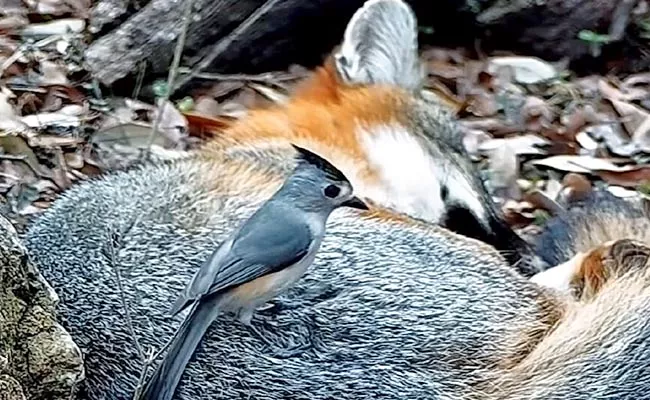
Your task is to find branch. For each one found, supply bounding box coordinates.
[141,0,195,162]
[171,0,283,94]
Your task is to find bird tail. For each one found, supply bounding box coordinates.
[138,296,222,400]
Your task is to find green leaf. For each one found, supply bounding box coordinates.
[152,80,169,98]
[176,96,194,112]
[578,30,611,44]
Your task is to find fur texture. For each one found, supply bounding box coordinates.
[20,0,650,399]
[534,190,650,266]
[25,156,560,399]
[198,0,543,276]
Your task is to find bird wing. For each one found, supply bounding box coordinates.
[169,206,313,316]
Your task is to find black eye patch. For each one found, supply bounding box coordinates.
[324,185,341,198]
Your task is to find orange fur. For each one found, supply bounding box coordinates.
[200,59,415,187]
[571,239,650,301]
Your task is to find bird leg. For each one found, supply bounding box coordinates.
[237,308,310,358]
[237,309,277,348]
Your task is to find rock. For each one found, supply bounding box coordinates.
[0,215,84,399]
[0,375,25,400]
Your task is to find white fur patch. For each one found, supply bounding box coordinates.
[358,124,486,224]
[530,253,584,294]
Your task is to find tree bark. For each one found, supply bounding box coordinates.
[83,0,649,90]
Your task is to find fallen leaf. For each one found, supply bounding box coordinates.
[487,56,558,85]
[39,60,69,85]
[149,99,188,148]
[531,155,635,174]
[427,60,465,80]
[64,151,84,169]
[479,133,550,156]
[27,135,83,147]
[596,167,650,187]
[466,89,499,117]
[575,131,599,151]
[584,123,632,156]
[486,142,520,200]
[249,83,289,104]
[599,78,649,102]
[193,96,221,117]
[609,99,649,137]
[523,189,564,215]
[20,112,80,129]
[21,18,85,35]
[607,185,639,198]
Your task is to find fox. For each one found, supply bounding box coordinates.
[190,1,543,276]
[20,0,650,399]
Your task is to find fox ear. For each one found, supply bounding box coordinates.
[334,0,423,92]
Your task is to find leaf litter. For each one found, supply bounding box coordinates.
[1,7,650,236]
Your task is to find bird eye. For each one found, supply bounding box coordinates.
[324,184,341,198]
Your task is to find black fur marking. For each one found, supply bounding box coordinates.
[443,205,538,277]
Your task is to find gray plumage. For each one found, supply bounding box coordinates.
[139,145,367,400]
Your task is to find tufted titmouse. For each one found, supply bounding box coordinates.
[139,145,368,400]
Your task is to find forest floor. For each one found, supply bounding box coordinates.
[2,3,650,236]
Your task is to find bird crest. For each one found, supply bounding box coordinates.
[291,144,350,183]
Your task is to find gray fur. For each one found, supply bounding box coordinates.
[334,0,424,91]
[141,152,366,400]
[25,157,558,399]
[21,0,650,397]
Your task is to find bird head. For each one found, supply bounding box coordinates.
[286,144,369,213]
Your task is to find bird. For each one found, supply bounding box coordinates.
[138,144,369,400]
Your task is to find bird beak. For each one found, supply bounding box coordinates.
[341,196,369,210]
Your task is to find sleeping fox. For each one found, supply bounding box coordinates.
[21,0,650,399]
[192,1,543,276]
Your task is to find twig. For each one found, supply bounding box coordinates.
[176,68,306,83]
[106,230,146,362]
[608,0,638,42]
[172,0,283,94]
[140,0,195,162]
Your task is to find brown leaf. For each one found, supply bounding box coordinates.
[465,89,499,117]
[427,60,465,80]
[609,99,649,137]
[596,167,650,187]
[27,135,83,148]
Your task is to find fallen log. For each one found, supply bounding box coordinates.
[83,0,650,91]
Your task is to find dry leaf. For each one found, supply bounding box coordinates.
[150,99,188,148]
[487,142,520,199]
[462,128,491,160]
[596,167,650,187]
[21,18,85,35]
[487,56,558,85]
[466,89,499,117]
[609,99,649,137]
[607,185,640,198]
[194,96,221,117]
[575,131,599,152]
[531,155,634,174]
[249,83,289,104]
[479,133,549,156]
[39,60,69,85]
[20,112,80,128]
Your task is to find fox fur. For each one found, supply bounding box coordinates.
[197,4,541,275]
[21,0,650,399]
